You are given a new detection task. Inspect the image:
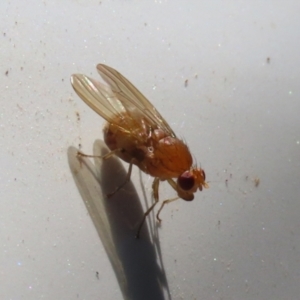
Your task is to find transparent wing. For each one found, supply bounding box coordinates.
[71,74,136,134]
[71,64,176,139]
[96,64,176,137]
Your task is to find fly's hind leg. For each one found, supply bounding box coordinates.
[77,148,134,198]
[106,157,135,198]
[136,177,160,239]
[77,149,119,160]
[76,149,119,170]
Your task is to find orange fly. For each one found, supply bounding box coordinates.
[71,64,208,237]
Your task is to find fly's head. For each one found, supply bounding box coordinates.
[176,168,208,201]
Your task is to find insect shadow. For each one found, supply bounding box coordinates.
[68,139,171,300]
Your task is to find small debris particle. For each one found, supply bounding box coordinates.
[254,177,260,187]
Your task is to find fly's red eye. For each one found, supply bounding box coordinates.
[178,171,195,191]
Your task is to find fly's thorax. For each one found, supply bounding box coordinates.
[153,128,167,140]
[157,136,193,172]
[142,135,193,178]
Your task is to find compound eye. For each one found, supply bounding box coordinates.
[178,171,195,191]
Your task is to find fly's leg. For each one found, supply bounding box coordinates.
[156,197,178,222]
[76,149,119,169]
[136,177,160,239]
[77,148,120,160]
[106,158,135,198]
[155,177,179,221]
[77,148,134,198]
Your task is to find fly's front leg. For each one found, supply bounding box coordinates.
[155,177,179,221]
[156,197,178,222]
[136,177,160,239]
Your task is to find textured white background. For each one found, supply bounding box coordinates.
[1,1,300,299]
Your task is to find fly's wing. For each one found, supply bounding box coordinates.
[96,64,176,137]
[71,74,138,135]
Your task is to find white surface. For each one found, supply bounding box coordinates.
[1,1,300,299]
